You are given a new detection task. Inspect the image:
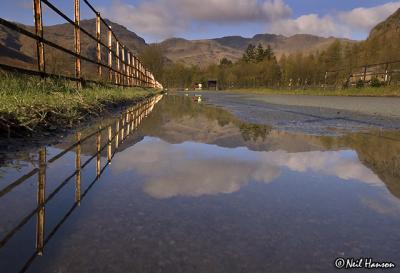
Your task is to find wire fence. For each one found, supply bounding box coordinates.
[0,0,162,89]
[0,94,163,273]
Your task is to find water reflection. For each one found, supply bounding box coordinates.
[0,95,400,273]
[113,139,381,199]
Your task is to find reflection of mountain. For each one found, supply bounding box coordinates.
[326,133,400,199]
[138,96,400,200]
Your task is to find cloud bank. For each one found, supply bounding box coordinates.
[268,2,400,38]
[103,0,291,39]
[102,0,399,40]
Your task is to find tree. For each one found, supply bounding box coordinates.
[220,58,233,66]
[243,44,256,63]
[139,44,166,80]
[256,44,265,63]
[265,45,274,61]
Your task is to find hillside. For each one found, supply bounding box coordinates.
[0,19,148,73]
[368,8,400,40]
[355,8,400,64]
[158,38,244,67]
[159,34,354,67]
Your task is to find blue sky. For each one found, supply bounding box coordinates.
[1,0,399,42]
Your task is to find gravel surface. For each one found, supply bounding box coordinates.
[191,92,400,134]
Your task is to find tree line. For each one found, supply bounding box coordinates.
[140,34,400,90]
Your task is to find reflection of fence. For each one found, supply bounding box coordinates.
[0,0,162,89]
[0,94,163,273]
[325,60,400,87]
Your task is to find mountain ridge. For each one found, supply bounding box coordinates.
[157,33,355,67]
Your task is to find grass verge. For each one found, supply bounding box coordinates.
[0,71,158,137]
[223,86,400,97]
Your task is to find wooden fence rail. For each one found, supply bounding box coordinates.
[325,59,400,88]
[0,94,163,273]
[0,0,163,90]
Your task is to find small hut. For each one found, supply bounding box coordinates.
[207,79,218,90]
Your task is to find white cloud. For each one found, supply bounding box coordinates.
[269,14,346,37]
[338,2,400,31]
[102,0,291,39]
[112,138,381,199]
[268,1,400,38]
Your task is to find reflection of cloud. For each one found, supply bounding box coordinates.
[360,196,400,216]
[112,138,381,199]
[262,151,381,185]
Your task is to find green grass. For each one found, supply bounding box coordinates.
[0,71,158,136]
[225,86,400,97]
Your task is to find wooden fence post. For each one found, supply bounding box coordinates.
[74,0,81,88]
[75,132,81,205]
[363,65,367,83]
[96,12,101,78]
[126,111,130,135]
[384,63,389,85]
[134,56,138,86]
[121,116,125,141]
[121,45,126,86]
[36,148,46,255]
[107,126,112,162]
[108,26,112,83]
[116,41,120,85]
[127,51,131,86]
[115,120,119,149]
[33,0,45,75]
[96,127,101,178]
[130,111,134,129]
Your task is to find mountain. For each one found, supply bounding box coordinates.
[158,38,244,67]
[159,34,354,67]
[368,8,400,41]
[0,19,148,73]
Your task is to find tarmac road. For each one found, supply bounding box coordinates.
[194,92,400,134]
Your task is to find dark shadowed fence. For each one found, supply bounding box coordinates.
[0,0,162,89]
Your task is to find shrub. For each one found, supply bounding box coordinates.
[370,77,382,88]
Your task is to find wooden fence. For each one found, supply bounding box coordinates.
[0,0,162,89]
[0,94,163,273]
[325,59,400,88]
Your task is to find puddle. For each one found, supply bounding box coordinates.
[1,95,399,273]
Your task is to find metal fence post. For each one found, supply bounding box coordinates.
[33,0,45,75]
[74,0,81,88]
[96,12,101,78]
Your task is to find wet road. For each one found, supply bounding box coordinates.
[196,92,400,134]
[0,95,399,273]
